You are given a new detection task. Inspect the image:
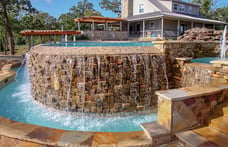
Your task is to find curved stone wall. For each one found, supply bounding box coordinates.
[29,45,170,113]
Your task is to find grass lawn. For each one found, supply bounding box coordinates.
[0,45,28,56]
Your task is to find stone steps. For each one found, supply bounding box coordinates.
[176,127,228,147]
[209,117,228,135]
[141,122,172,146]
[223,106,228,117]
[193,127,228,147]
[215,103,228,117]
[176,102,228,147]
[176,130,219,147]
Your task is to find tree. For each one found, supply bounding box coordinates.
[0,0,15,55]
[0,0,37,55]
[33,12,57,30]
[70,0,94,17]
[191,0,218,18]
[58,0,102,30]
[99,0,121,17]
[212,6,228,22]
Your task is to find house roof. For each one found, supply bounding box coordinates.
[127,11,226,25]
[20,30,81,36]
[149,0,170,12]
[74,16,126,23]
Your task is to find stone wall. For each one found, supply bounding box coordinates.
[29,45,172,113]
[211,60,228,83]
[156,85,228,135]
[153,41,226,88]
[177,28,223,41]
[162,41,221,60]
[83,30,128,40]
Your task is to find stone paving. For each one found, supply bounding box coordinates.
[0,116,152,146]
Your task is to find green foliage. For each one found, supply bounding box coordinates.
[99,0,121,17]
[0,0,38,54]
[76,34,89,40]
[212,6,228,22]
[58,0,102,30]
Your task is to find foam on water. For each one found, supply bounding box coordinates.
[0,65,157,132]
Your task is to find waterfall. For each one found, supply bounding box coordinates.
[151,56,159,90]
[221,25,227,60]
[66,58,75,111]
[143,55,151,87]
[181,64,212,87]
[160,55,169,90]
[77,57,86,112]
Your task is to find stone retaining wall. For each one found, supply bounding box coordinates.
[156,85,228,135]
[0,61,21,89]
[83,30,128,40]
[153,41,227,88]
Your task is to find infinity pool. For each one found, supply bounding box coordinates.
[0,66,157,132]
[191,57,228,64]
[46,41,154,47]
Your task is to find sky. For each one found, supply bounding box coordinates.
[30,0,228,19]
[30,0,118,18]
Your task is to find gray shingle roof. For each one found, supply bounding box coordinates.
[127,11,226,24]
[149,0,171,12]
[127,11,163,21]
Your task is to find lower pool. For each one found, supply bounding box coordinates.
[0,66,157,132]
[191,57,228,64]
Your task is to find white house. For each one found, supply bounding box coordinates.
[121,0,226,39]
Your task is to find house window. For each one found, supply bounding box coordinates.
[149,21,155,29]
[139,4,144,13]
[179,4,185,12]
[173,3,178,11]
[188,6,192,14]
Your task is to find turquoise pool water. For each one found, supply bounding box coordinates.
[191,57,228,64]
[45,41,153,47]
[0,66,157,132]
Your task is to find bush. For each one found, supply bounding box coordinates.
[76,34,89,40]
[16,36,26,45]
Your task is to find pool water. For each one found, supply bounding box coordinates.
[191,57,228,64]
[46,41,153,47]
[0,66,157,132]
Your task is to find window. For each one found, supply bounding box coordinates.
[179,4,185,12]
[149,21,155,29]
[173,3,178,11]
[188,6,192,14]
[139,4,144,13]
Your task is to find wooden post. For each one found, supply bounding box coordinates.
[40,36,42,44]
[54,34,56,42]
[127,22,130,37]
[143,20,145,37]
[191,21,194,29]
[65,34,68,42]
[120,22,122,31]
[92,20,95,31]
[31,35,34,46]
[28,36,31,51]
[161,17,164,38]
[177,20,180,37]
[78,21,81,31]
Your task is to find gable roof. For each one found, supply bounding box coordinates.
[149,0,171,12]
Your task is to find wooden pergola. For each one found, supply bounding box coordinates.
[20,30,81,50]
[74,16,126,31]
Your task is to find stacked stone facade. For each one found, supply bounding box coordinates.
[29,45,171,113]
